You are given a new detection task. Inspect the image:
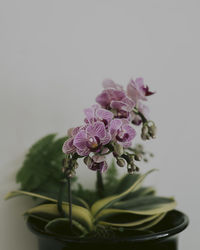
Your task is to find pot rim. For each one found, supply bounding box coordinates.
[27,209,189,244]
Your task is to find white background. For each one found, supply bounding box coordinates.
[0,0,199,249]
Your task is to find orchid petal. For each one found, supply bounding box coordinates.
[122,124,136,141]
[109,119,122,137]
[92,154,106,163]
[96,108,113,123]
[102,79,123,91]
[73,130,87,150]
[86,122,106,139]
[62,138,76,154]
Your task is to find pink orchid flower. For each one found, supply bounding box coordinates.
[109,119,136,148]
[127,78,154,103]
[73,121,111,156]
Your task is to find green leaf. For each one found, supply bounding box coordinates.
[91,169,157,217]
[4,190,89,209]
[112,196,177,215]
[45,218,88,236]
[25,203,94,231]
[5,190,58,203]
[103,160,119,196]
[114,173,141,194]
[96,210,161,227]
[121,187,156,201]
[135,213,166,230]
[16,134,68,196]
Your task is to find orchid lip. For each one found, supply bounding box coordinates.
[142,86,155,96]
[116,110,129,119]
[102,119,108,127]
[86,136,102,151]
[116,133,129,142]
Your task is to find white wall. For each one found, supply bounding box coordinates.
[0,0,199,249]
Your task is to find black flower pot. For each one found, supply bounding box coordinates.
[27,210,188,250]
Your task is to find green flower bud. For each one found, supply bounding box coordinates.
[148,121,157,139]
[134,154,142,161]
[116,158,126,167]
[73,161,79,169]
[113,142,124,156]
[83,156,92,166]
[141,124,149,140]
[127,167,134,175]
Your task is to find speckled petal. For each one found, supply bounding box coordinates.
[73,130,87,150]
[62,138,76,154]
[86,121,106,139]
[109,119,122,137]
[96,108,113,123]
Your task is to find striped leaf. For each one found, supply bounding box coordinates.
[91,169,157,217]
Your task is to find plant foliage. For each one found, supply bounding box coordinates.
[6,169,176,238]
[16,134,76,198]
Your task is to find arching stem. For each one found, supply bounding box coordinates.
[67,177,72,232]
[96,170,104,198]
[57,179,67,217]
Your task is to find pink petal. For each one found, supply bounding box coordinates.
[92,154,106,163]
[106,89,126,101]
[76,147,90,156]
[86,121,106,139]
[62,138,76,154]
[127,78,147,102]
[96,91,110,107]
[84,107,95,124]
[135,77,145,89]
[109,119,122,137]
[123,124,136,141]
[102,79,123,91]
[121,97,135,111]
[73,130,87,150]
[110,100,127,111]
[72,126,81,137]
[138,102,150,120]
[96,108,113,122]
[122,141,132,148]
[101,132,111,145]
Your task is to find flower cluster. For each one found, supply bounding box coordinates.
[62,78,156,176]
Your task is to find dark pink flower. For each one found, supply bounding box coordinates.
[109,119,136,148]
[127,78,154,103]
[73,121,111,156]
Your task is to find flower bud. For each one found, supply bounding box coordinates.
[148,121,157,139]
[73,161,79,169]
[135,166,140,172]
[116,158,126,167]
[113,142,124,156]
[141,124,149,140]
[127,167,134,175]
[141,121,156,140]
[134,154,142,161]
[84,156,92,166]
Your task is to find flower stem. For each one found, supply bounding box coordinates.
[57,179,67,217]
[96,170,104,198]
[67,177,72,232]
[133,107,147,123]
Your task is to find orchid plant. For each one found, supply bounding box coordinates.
[6,78,176,238]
